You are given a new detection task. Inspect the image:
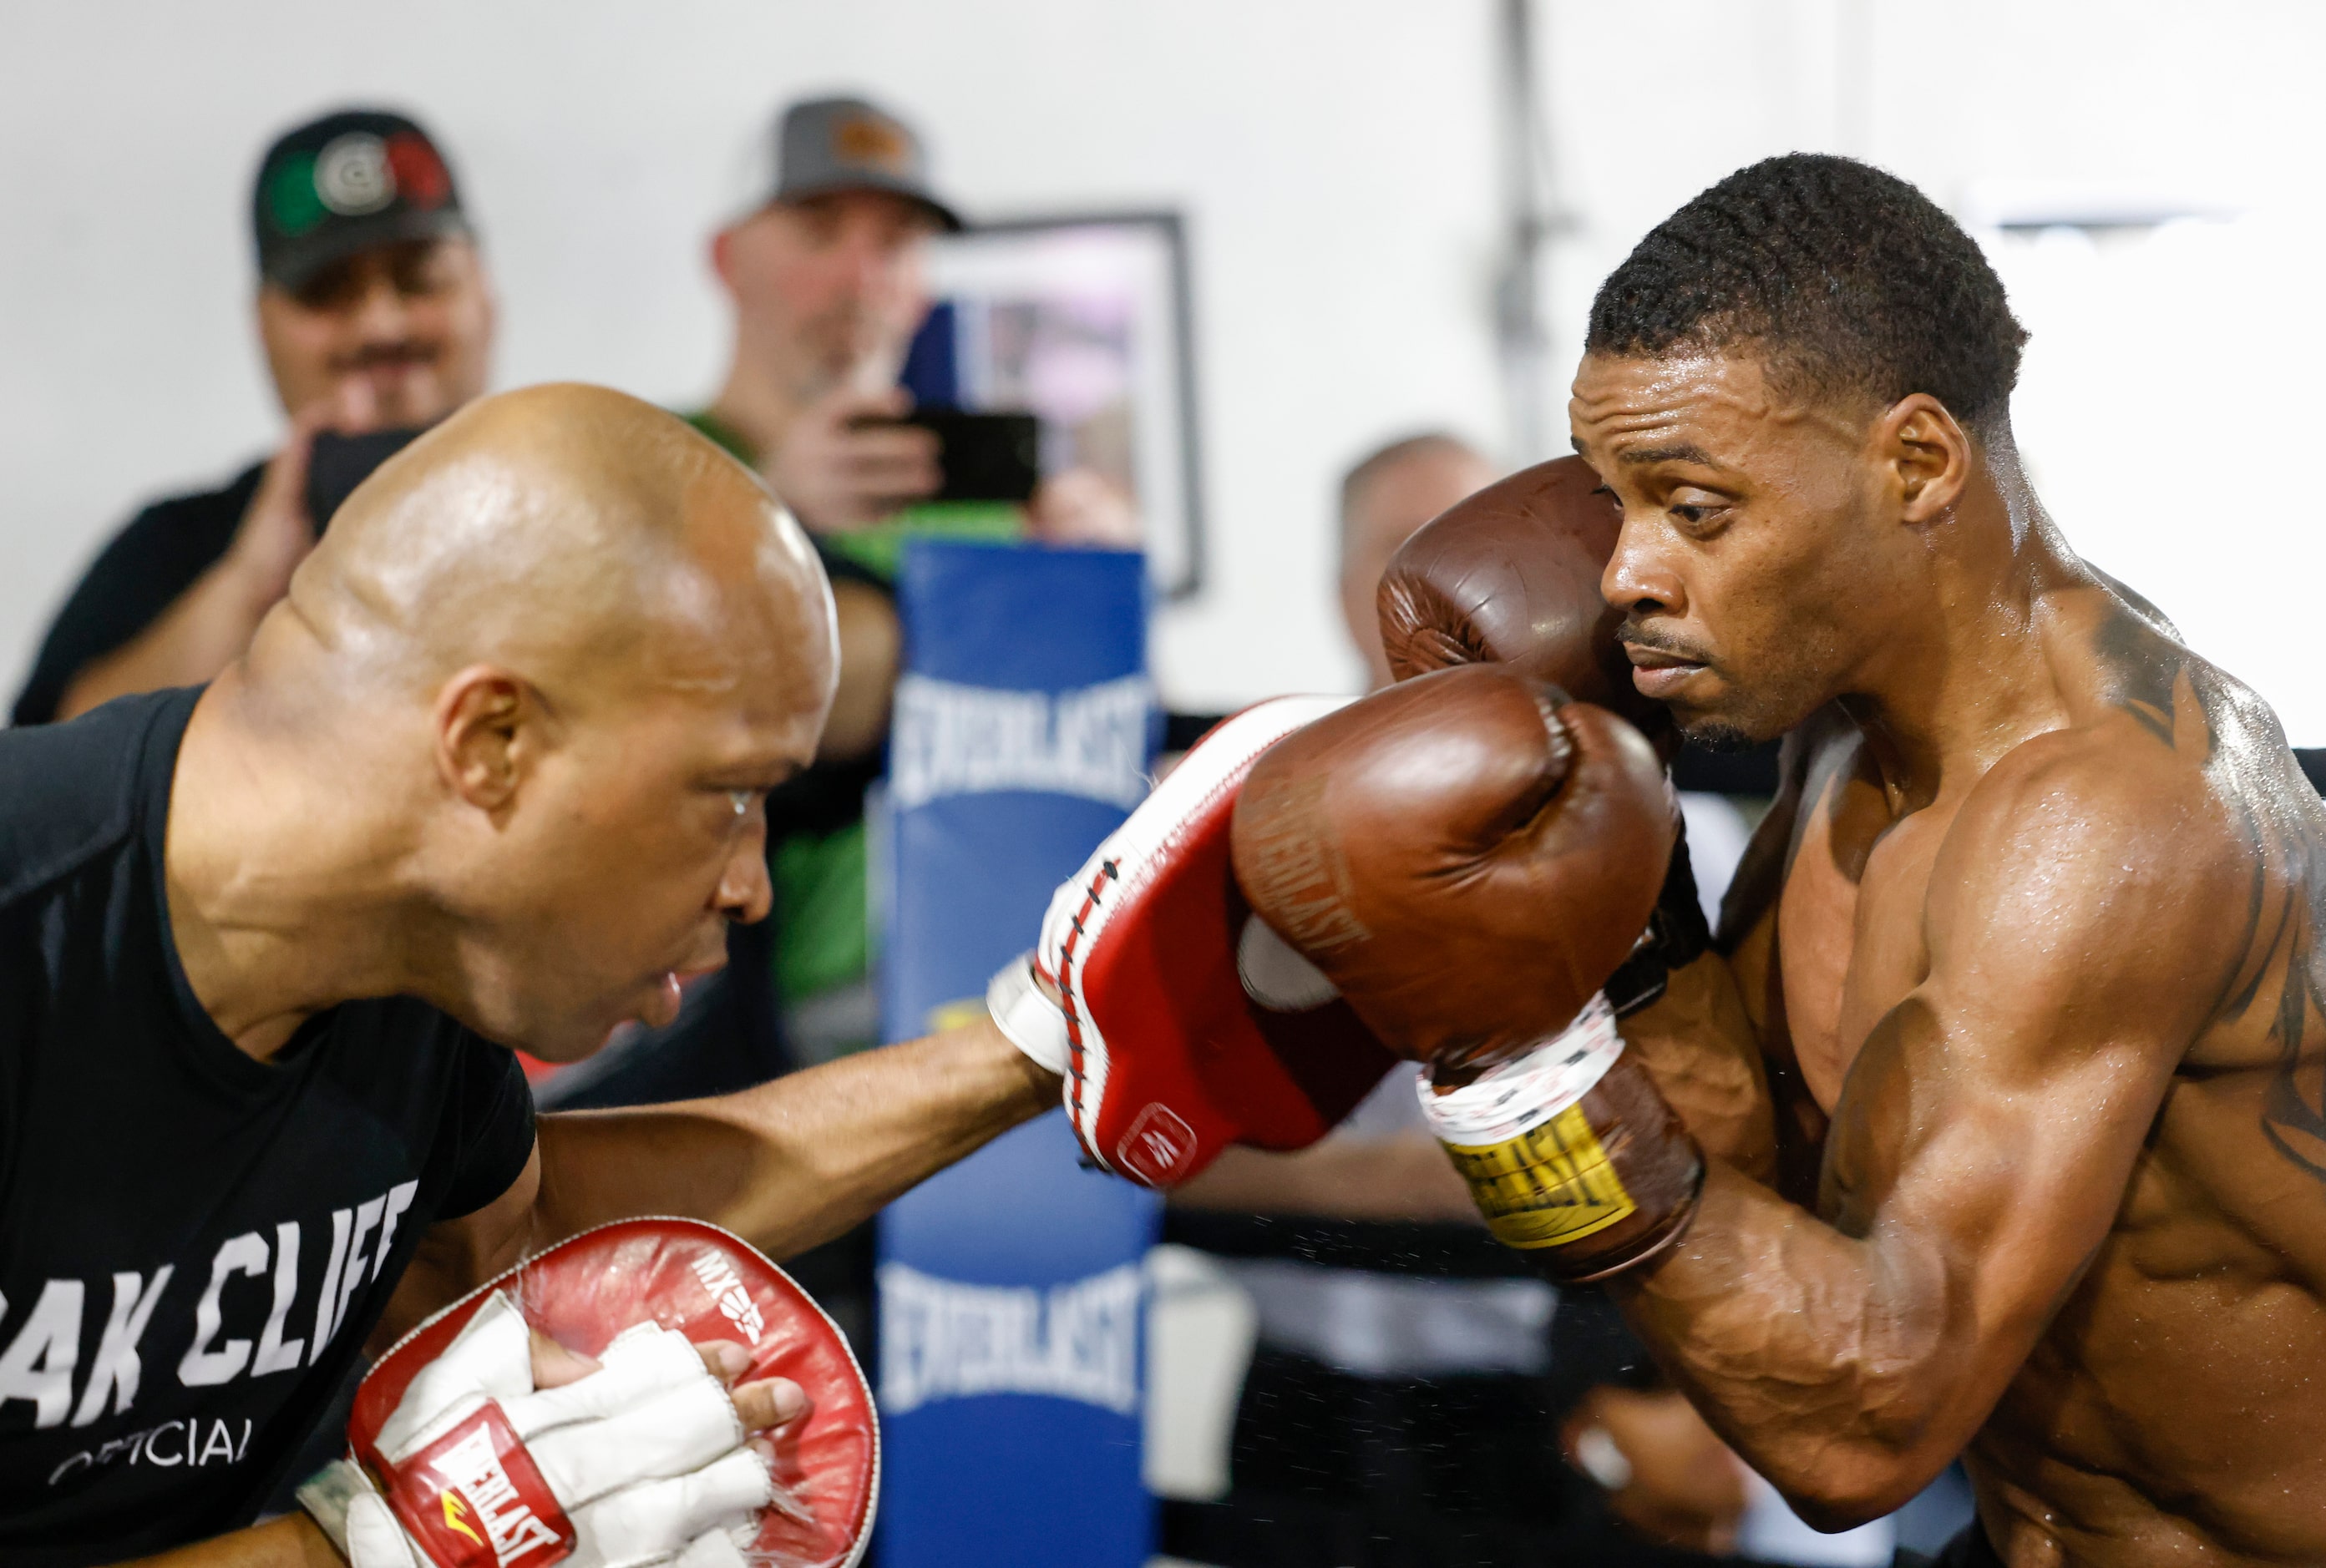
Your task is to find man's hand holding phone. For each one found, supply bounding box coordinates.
[227,378,394,608]
[762,386,941,534]
[52,383,389,720]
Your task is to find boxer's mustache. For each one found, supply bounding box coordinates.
[1617,622,1716,667]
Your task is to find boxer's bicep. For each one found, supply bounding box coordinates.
[1817,986,2174,1437]
[1814,750,2238,1449]
[1873,734,2243,1239]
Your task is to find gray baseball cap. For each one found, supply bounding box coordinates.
[754,95,964,231]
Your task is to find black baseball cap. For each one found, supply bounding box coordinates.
[745,95,963,232]
[252,109,471,291]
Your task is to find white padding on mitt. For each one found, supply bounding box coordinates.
[986,951,1071,1077]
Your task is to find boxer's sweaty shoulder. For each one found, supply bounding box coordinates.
[1764,582,2286,1115]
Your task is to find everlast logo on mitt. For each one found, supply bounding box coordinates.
[1117,1103,1197,1185]
[391,1405,571,1568]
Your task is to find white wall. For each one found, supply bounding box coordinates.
[0,0,1503,712]
[5,2,2325,731]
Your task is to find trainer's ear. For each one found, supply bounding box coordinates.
[433,665,545,813]
[1878,392,1971,527]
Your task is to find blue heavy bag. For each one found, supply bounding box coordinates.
[874,540,1160,1568]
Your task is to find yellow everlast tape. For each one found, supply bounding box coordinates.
[1443,1101,1635,1249]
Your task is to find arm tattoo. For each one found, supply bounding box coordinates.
[2094,599,2326,1183]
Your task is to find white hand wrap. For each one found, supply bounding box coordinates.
[305,1292,770,1568]
[1413,992,1624,1146]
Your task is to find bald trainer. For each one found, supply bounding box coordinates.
[0,385,1060,1566]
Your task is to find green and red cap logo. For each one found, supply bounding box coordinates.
[251,108,469,287]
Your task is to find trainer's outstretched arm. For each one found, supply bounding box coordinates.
[540,1014,1057,1253]
[1613,742,2241,1527]
[388,1015,1056,1339]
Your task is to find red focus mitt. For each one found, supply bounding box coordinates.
[987,696,1402,1187]
[299,1218,875,1568]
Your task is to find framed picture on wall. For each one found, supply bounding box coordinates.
[904,211,1206,599]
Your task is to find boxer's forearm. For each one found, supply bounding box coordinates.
[1612,1160,1959,1528]
[1616,953,1778,1184]
[117,1515,341,1568]
[531,1015,1057,1260]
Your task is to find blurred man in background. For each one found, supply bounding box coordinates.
[691,93,1135,558]
[11,108,492,726]
[687,94,960,1065]
[683,92,1133,1065]
[693,94,953,538]
[1336,433,1495,690]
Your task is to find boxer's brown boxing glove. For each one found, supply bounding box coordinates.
[1376,455,1710,1016]
[1229,664,1704,1281]
[1377,456,1657,728]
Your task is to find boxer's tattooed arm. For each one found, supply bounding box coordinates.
[2207,717,2326,1186]
[2247,873,2326,1181]
[2094,604,2208,750]
[2091,596,2326,1185]
[2212,729,2326,1187]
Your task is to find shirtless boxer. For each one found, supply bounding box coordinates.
[1231,154,2326,1565]
[0,386,1063,1566]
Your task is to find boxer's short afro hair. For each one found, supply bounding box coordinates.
[1587,154,2027,434]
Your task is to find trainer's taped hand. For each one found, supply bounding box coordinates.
[302,1293,780,1568]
